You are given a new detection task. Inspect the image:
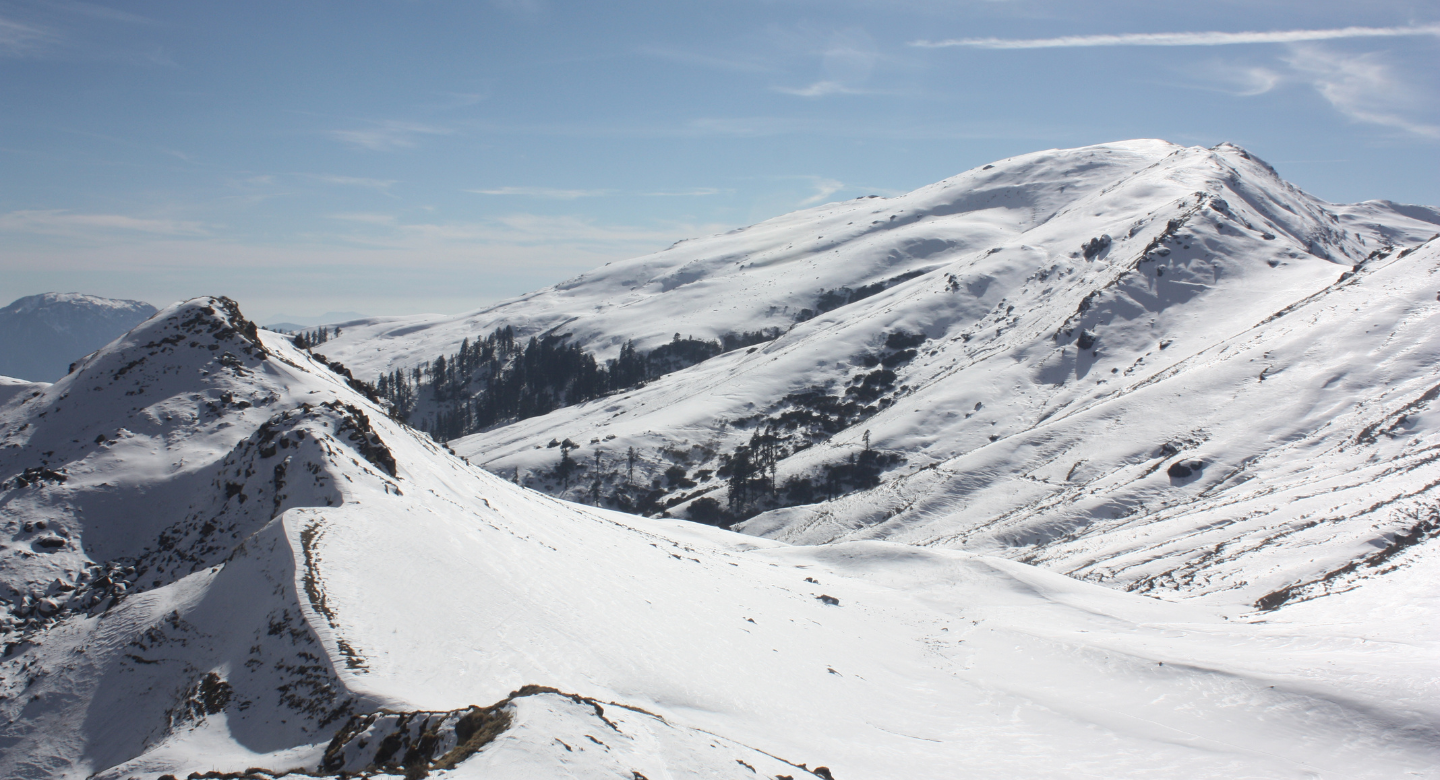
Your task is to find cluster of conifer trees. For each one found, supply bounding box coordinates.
[709,400,903,524]
[517,327,923,526]
[374,325,782,441]
[793,270,925,322]
[291,326,339,350]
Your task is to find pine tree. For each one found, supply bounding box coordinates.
[590,449,605,505]
[556,440,577,487]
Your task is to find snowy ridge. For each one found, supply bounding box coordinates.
[0,377,46,407]
[2,297,1437,778]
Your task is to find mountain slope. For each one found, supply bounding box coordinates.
[305,140,1440,613]
[0,293,158,382]
[3,298,1437,778]
[739,235,1440,605]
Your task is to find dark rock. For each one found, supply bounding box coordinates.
[10,466,68,489]
[883,331,925,351]
[1167,460,1203,479]
[331,402,398,477]
[880,349,917,368]
[1081,235,1112,259]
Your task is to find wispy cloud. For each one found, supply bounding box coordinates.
[1176,43,1439,139]
[469,186,725,199]
[776,28,889,99]
[774,80,866,97]
[329,121,454,151]
[50,1,156,25]
[467,186,613,199]
[0,16,58,56]
[1224,66,1285,97]
[1283,45,1440,139]
[912,25,1440,49]
[643,187,724,197]
[311,174,399,191]
[433,91,488,109]
[0,210,208,236]
[328,212,397,225]
[798,177,846,206]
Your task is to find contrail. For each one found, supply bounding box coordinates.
[910,25,1440,50]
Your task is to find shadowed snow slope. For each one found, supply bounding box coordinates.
[1,297,1438,778]
[310,140,1439,614]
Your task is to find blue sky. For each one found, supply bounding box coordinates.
[2,1,1437,322]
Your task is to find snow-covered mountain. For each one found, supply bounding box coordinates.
[0,376,47,406]
[2,296,1437,779]
[0,293,158,382]
[314,140,1440,615]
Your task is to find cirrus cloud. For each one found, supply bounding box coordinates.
[0,15,58,57]
[329,121,454,151]
[1283,45,1440,139]
[911,24,1440,50]
[467,186,614,199]
[0,210,209,236]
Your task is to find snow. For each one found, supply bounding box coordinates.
[0,294,1433,778]
[1,138,1438,779]
[400,140,1440,613]
[0,376,47,407]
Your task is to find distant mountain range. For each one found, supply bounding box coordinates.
[0,293,157,382]
[263,311,369,333]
